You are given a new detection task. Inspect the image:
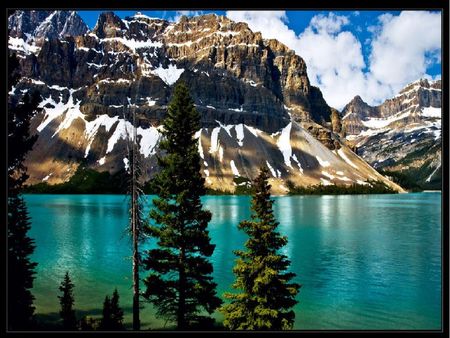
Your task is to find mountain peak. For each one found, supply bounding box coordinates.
[92,11,127,38]
[397,77,441,97]
[8,10,88,40]
[352,95,365,103]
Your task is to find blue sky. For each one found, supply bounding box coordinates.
[78,10,442,109]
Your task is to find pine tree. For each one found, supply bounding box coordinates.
[142,81,222,329]
[100,296,112,330]
[220,166,301,330]
[100,289,124,330]
[8,52,40,330]
[110,289,125,330]
[8,195,37,330]
[58,272,77,330]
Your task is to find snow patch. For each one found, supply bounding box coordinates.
[100,37,162,52]
[426,164,441,182]
[209,127,221,153]
[421,107,441,118]
[292,154,304,174]
[320,178,332,186]
[245,125,260,137]
[98,157,106,165]
[106,120,134,154]
[337,148,359,169]
[42,173,52,181]
[230,160,240,177]
[266,161,277,178]
[361,109,413,129]
[235,124,244,146]
[321,171,335,180]
[137,126,160,157]
[219,146,224,162]
[151,64,185,85]
[84,115,119,157]
[277,122,293,168]
[8,36,40,55]
[315,155,330,168]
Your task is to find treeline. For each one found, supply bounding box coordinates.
[24,169,398,196]
[286,179,397,195]
[23,167,129,194]
[378,168,441,192]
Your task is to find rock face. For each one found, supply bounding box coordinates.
[341,79,442,189]
[8,10,88,42]
[341,95,379,135]
[8,11,404,194]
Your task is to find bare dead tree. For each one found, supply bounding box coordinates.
[123,79,147,331]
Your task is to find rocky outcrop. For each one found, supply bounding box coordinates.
[8,10,88,41]
[341,79,442,189]
[92,11,127,39]
[341,95,378,135]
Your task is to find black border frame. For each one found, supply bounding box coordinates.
[2,0,449,336]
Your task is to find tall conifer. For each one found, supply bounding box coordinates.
[8,52,40,330]
[100,289,124,330]
[143,81,222,329]
[58,272,77,330]
[221,167,300,330]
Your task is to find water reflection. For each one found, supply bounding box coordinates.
[25,193,441,329]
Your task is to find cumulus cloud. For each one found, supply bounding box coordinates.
[225,10,441,110]
[226,11,298,47]
[369,11,441,89]
[170,10,204,22]
[297,13,367,109]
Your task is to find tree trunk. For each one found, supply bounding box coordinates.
[131,111,140,331]
[177,246,186,330]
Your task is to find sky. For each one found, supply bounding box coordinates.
[78,10,442,110]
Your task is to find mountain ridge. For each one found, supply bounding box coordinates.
[341,78,442,189]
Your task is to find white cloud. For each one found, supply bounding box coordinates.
[226,11,299,47]
[225,10,441,110]
[309,12,349,34]
[297,14,367,109]
[170,10,204,23]
[369,11,441,90]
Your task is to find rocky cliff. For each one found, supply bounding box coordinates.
[8,10,403,194]
[341,79,442,189]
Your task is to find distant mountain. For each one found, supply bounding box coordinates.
[342,79,442,189]
[8,11,403,194]
[8,10,88,40]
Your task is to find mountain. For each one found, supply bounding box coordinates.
[342,79,442,189]
[8,10,88,55]
[8,11,403,194]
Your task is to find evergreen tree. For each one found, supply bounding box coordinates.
[221,166,301,330]
[100,289,124,330]
[8,52,40,330]
[8,195,37,330]
[100,296,112,330]
[110,288,125,330]
[142,81,222,329]
[58,272,77,330]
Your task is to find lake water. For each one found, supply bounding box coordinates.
[24,193,442,330]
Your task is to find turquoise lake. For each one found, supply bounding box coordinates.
[24,193,442,330]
